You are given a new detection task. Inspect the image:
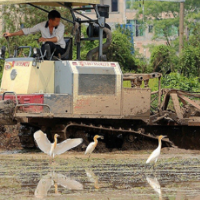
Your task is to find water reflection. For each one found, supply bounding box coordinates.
[34,171,83,199]
[85,169,100,189]
[146,175,162,200]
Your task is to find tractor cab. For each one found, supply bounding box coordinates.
[0,0,110,62]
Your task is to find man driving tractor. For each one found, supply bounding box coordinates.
[3,10,65,59]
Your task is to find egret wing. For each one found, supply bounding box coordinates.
[54,138,83,155]
[53,173,83,190]
[34,130,52,155]
[85,142,95,154]
[146,148,159,164]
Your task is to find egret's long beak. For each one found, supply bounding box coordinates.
[97,135,104,139]
[162,135,167,139]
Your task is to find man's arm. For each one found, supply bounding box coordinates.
[39,37,57,43]
[4,30,24,37]
[55,24,65,43]
[4,23,40,38]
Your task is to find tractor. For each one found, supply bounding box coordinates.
[0,0,200,150]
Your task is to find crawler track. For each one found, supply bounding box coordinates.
[65,122,175,147]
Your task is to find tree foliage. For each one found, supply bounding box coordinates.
[149,44,179,74]
[178,22,200,77]
[179,45,200,77]
[161,72,200,92]
[105,27,137,72]
[148,22,200,91]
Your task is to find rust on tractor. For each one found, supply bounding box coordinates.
[122,88,150,120]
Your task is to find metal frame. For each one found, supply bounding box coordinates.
[14,103,53,118]
[13,46,32,57]
[2,91,18,104]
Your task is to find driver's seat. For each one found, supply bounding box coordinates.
[53,37,72,60]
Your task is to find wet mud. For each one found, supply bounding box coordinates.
[0,149,200,199]
[0,125,21,150]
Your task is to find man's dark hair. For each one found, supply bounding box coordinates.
[48,10,61,20]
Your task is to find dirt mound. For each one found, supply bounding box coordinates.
[162,147,200,154]
[0,125,22,150]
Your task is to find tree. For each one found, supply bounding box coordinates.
[132,0,200,45]
[179,22,200,77]
[148,21,200,78]
[105,27,138,72]
[149,44,179,74]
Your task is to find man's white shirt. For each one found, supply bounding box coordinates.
[22,21,66,49]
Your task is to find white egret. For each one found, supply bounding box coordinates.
[85,135,104,161]
[34,130,83,159]
[146,135,166,169]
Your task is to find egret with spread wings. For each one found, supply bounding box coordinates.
[34,130,83,158]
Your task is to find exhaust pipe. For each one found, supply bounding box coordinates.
[86,27,112,61]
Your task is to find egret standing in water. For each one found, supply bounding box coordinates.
[85,135,104,161]
[146,135,166,169]
[34,130,83,160]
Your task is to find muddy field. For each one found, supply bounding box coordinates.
[0,148,200,200]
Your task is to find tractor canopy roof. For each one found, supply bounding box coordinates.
[0,0,100,6]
